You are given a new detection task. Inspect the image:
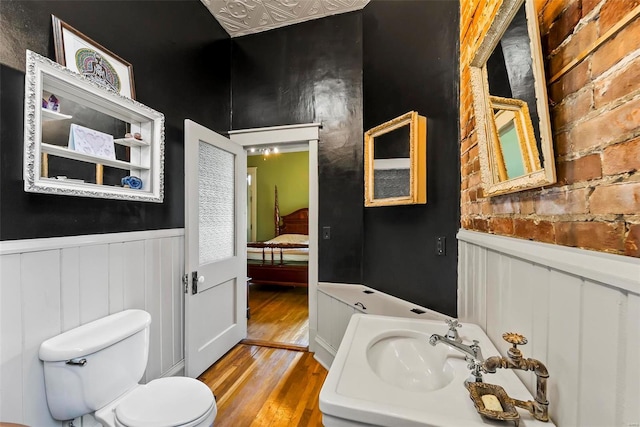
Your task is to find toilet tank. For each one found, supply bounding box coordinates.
[39,309,151,421]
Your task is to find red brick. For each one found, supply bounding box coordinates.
[582,0,601,17]
[461,217,473,229]
[462,190,471,205]
[546,1,582,53]
[473,217,489,232]
[468,172,481,189]
[535,187,590,215]
[590,182,640,214]
[552,87,593,130]
[554,131,572,156]
[591,17,640,78]
[541,0,575,34]
[490,196,518,214]
[520,195,536,215]
[602,137,640,175]
[555,221,626,252]
[549,60,591,105]
[600,0,640,34]
[481,200,492,215]
[625,223,640,257]
[594,55,640,108]
[489,217,514,235]
[569,96,640,152]
[514,219,556,243]
[556,154,603,184]
[549,20,598,77]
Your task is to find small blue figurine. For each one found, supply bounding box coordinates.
[121,176,143,189]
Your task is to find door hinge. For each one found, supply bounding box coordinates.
[182,274,189,294]
[192,271,199,295]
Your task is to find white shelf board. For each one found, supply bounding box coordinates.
[41,143,149,171]
[41,108,72,121]
[114,137,149,147]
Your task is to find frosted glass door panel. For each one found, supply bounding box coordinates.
[198,141,235,265]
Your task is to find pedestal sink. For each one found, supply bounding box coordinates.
[367,331,455,392]
[319,314,555,427]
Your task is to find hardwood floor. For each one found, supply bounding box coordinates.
[197,284,326,426]
[198,344,327,426]
[246,284,309,347]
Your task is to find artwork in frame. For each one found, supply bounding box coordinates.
[51,15,136,99]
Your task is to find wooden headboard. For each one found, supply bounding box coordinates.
[278,208,309,235]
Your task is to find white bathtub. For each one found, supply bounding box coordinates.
[314,282,447,369]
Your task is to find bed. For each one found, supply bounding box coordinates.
[247,203,309,288]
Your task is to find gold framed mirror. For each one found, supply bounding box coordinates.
[364,111,426,207]
[470,0,556,196]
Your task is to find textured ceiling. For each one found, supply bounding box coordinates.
[201,0,370,38]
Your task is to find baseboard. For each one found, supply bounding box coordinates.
[162,360,185,378]
[313,336,336,370]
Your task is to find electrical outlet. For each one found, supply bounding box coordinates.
[436,236,446,255]
[322,226,331,239]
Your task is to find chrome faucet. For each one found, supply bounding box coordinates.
[429,319,484,383]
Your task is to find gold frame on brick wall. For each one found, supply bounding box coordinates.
[469,0,556,196]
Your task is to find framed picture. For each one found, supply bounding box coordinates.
[51,15,136,99]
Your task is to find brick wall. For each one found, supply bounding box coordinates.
[460,0,640,257]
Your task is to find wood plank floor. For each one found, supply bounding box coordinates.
[246,284,309,347]
[197,284,326,426]
[198,344,327,426]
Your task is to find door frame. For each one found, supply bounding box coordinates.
[229,123,320,353]
[247,167,258,242]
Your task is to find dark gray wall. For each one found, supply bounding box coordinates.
[231,13,365,284]
[362,1,460,316]
[0,0,230,240]
[1,1,460,315]
[231,1,460,316]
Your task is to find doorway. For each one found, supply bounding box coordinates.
[228,123,320,353]
[245,146,310,348]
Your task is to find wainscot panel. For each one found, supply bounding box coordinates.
[458,229,640,427]
[0,229,185,426]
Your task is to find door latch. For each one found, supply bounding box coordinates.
[192,271,199,294]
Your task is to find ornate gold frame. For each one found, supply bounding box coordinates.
[364,111,427,207]
[488,96,541,182]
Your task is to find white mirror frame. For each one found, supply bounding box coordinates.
[470,0,556,196]
[24,50,165,202]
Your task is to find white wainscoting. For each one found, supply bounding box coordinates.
[457,229,640,427]
[0,229,185,426]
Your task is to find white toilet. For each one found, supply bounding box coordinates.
[39,309,217,427]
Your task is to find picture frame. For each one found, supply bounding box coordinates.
[51,15,136,99]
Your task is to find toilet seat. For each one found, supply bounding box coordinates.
[97,377,216,427]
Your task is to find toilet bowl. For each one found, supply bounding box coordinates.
[39,310,216,426]
[95,377,217,427]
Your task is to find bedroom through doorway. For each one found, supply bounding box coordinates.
[244,144,310,349]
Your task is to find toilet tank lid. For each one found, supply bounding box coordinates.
[39,309,152,362]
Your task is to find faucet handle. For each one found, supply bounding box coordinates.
[502,332,527,360]
[445,318,462,329]
[445,319,462,342]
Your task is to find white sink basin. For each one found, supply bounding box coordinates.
[367,331,454,392]
[319,314,556,427]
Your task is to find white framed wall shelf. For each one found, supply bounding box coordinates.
[23,50,165,202]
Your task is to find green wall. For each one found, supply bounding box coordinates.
[248,151,309,241]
